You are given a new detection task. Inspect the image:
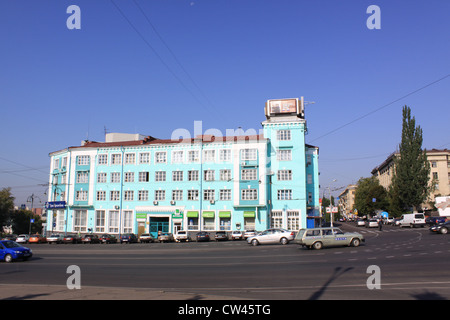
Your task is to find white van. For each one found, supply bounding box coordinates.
[399,213,426,228]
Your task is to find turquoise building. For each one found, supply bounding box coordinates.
[46,98,320,237]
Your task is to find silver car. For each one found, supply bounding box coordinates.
[247,228,295,246]
[294,227,364,250]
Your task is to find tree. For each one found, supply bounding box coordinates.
[11,209,44,235]
[0,188,15,232]
[354,176,388,217]
[390,105,430,212]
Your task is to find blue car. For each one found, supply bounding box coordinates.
[0,240,33,263]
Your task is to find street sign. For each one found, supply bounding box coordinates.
[30,219,35,223]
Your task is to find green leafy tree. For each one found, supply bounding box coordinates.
[390,106,430,213]
[354,177,388,216]
[11,209,43,235]
[0,188,15,232]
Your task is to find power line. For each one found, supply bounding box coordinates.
[309,73,450,143]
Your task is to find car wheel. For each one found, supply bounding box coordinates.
[313,241,323,250]
[4,254,13,263]
[440,227,448,235]
[351,238,361,247]
[280,237,289,245]
[251,239,259,246]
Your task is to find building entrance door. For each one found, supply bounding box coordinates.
[149,217,169,238]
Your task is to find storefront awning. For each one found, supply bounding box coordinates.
[219,211,231,218]
[243,211,255,218]
[202,211,215,218]
[186,211,199,218]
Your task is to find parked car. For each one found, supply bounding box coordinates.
[174,231,190,242]
[430,221,450,234]
[231,231,243,240]
[214,231,228,241]
[82,234,101,244]
[247,228,295,246]
[394,218,402,226]
[196,231,210,242]
[0,240,32,263]
[366,219,379,228]
[16,234,30,244]
[120,233,138,244]
[294,227,365,250]
[384,217,395,224]
[158,232,174,243]
[100,234,117,244]
[356,219,365,227]
[426,216,447,226]
[63,234,82,244]
[47,234,64,244]
[29,234,47,244]
[139,233,154,243]
[243,230,256,239]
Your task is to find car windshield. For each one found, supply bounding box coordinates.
[2,241,22,249]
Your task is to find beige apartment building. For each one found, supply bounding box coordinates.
[338,184,357,217]
[371,149,450,208]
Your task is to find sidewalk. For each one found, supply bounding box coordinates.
[0,284,242,300]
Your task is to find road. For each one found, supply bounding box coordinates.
[1,223,449,300]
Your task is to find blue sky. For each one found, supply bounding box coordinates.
[1,0,449,206]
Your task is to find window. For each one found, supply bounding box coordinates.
[219,189,231,201]
[125,153,135,165]
[188,190,199,201]
[138,190,148,201]
[110,190,120,201]
[203,150,215,162]
[188,170,199,181]
[73,210,87,232]
[53,158,60,170]
[96,191,106,201]
[188,150,199,162]
[287,210,300,230]
[124,172,134,183]
[97,172,107,183]
[241,148,257,161]
[62,157,68,168]
[111,172,121,183]
[124,190,134,201]
[139,171,149,182]
[75,191,88,201]
[77,155,90,166]
[220,169,232,181]
[111,154,121,165]
[172,151,184,163]
[431,161,437,168]
[139,152,150,164]
[172,190,183,201]
[241,189,258,200]
[307,174,313,184]
[277,189,292,200]
[155,151,167,164]
[123,210,133,233]
[204,170,215,181]
[108,210,119,233]
[95,210,106,233]
[219,149,231,162]
[433,172,439,180]
[271,210,283,228]
[241,169,257,180]
[76,172,89,184]
[277,130,291,141]
[155,190,165,201]
[203,189,215,201]
[98,154,108,165]
[155,171,166,182]
[277,149,292,161]
[172,171,183,181]
[277,170,292,181]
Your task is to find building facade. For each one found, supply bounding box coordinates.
[46,98,320,237]
[338,184,357,217]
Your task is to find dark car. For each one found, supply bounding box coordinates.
[82,234,101,244]
[63,234,82,244]
[2,234,18,242]
[426,216,447,226]
[214,231,228,241]
[196,231,210,242]
[430,221,450,234]
[100,234,117,244]
[120,233,138,244]
[0,240,32,263]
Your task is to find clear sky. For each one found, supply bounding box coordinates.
[1,0,449,207]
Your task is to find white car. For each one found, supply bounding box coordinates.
[247,228,295,246]
[174,231,191,242]
[47,234,64,244]
[356,219,365,227]
[231,231,243,240]
[243,230,257,239]
[16,234,30,244]
[366,219,379,228]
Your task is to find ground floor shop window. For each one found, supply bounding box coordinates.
[123,210,133,233]
[271,210,283,228]
[287,210,300,231]
[244,217,255,230]
[188,217,199,230]
[95,210,105,233]
[109,210,119,233]
[73,210,87,232]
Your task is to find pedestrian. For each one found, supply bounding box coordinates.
[378,218,383,231]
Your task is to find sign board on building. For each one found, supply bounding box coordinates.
[265,97,304,118]
[45,201,66,209]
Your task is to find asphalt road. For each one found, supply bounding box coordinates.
[1,223,450,300]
